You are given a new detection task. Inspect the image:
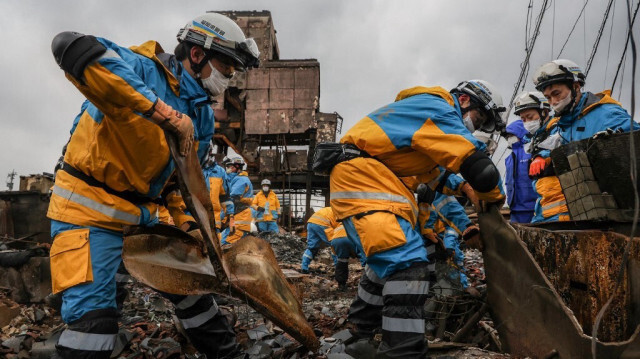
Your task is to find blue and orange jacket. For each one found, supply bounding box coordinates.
[252,190,281,222]
[557,91,637,142]
[504,120,536,214]
[307,207,339,241]
[228,171,253,229]
[203,163,233,230]
[333,86,504,226]
[47,39,213,231]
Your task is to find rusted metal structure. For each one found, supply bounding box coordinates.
[480,131,640,358]
[209,11,342,228]
[0,173,52,244]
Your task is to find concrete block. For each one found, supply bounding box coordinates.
[245,110,269,134]
[269,68,295,89]
[586,181,601,194]
[572,168,585,184]
[576,182,590,198]
[291,109,315,133]
[563,185,579,202]
[558,172,576,188]
[294,88,319,109]
[585,209,601,220]
[567,154,581,170]
[575,199,585,215]
[581,196,595,213]
[603,195,618,209]
[247,69,270,89]
[294,67,320,89]
[246,90,269,110]
[582,166,595,181]
[567,201,579,217]
[268,109,292,134]
[597,209,609,219]
[577,151,591,167]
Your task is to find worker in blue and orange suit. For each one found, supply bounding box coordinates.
[202,145,234,237]
[47,13,259,359]
[221,156,253,244]
[300,207,366,288]
[416,183,478,294]
[330,80,506,358]
[503,118,537,223]
[252,179,281,233]
[513,91,568,222]
[532,59,637,143]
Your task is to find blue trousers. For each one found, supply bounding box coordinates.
[256,221,279,233]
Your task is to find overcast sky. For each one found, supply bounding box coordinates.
[1,0,638,189]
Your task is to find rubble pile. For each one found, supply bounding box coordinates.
[0,231,507,358]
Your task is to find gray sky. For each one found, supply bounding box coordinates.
[1,0,638,188]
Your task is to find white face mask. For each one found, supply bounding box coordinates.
[462,115,476,132]
[523,120,541,134]
[226,167,234,174]
[262,186,269,192]
[552,93,573,114]
[201,61,230,96]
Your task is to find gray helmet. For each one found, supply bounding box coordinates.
[261,179,271,186]
[513,91,551,115]
[452,80,506,133]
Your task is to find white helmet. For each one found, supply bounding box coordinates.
[532,59,585,92]
[452,80,506,133]
[513,91,551,115]
[261,179,271,186]
[177,12,260,71]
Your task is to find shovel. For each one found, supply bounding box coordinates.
[122,133,319,351]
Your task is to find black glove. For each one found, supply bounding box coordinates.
[257,206,265,213]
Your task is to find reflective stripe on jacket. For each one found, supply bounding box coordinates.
[48,39,212,231]
[307,207,338,240]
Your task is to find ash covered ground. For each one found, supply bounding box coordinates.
[1,231,509,358]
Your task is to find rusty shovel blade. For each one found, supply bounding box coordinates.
[222,234,318,351]
[122,224,220,295]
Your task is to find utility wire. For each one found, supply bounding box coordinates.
[592,0,639,357]
[611,0,640,93]
[556,0,590,58]
[586,0,616,75]
[604,0,618,87]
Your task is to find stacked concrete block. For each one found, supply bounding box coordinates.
[558,151,619,220]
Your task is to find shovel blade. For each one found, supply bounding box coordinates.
[222,235,319,351]
[122,224,222,295]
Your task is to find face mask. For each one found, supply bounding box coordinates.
[201,61,230,96]
[523,120,541,134]
[552,93,573,114]
[262,186,269,192]
[462,115,476,132]
[226,167,234,174]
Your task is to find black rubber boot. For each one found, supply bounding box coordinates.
[335,260,349,287]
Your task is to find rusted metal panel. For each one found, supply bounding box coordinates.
[247,69,270,89]
[316,112,338,142]
[269,89,294,109]
[268,109,292,134]
[294,67,320,89]
[285,150,308,172]
[260,149,279,173]
[0,191,51,244]
[245,89,269,110]
[515,224,640,342]
[241,138,260,164]
[244,110,269,134]
[269,68,295,89]
[479,205,640,358]
[19,174,53,194]
[294,88,319,109]
[291,109,315,133]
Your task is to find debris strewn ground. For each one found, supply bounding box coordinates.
[1,232,508,358]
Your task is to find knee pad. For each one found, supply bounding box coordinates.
[459,151,500,193]
[52,31,106,81]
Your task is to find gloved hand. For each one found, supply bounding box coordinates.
[423,231,439,244]
[529,157,547,176]
[148,99,194,156]
[592,127,623,139]
[257,206,265,213]
[462,224,480,242]
[461,183,481,211]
